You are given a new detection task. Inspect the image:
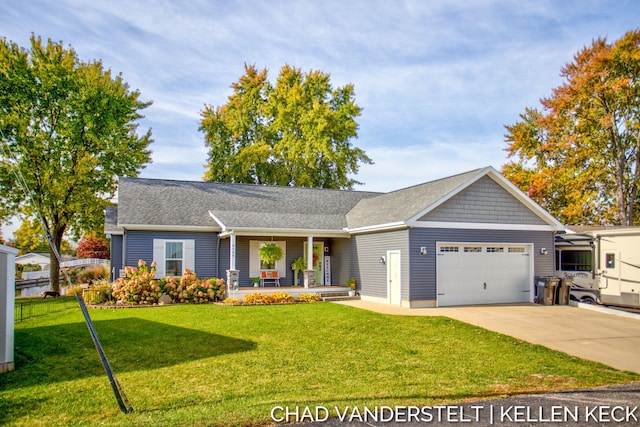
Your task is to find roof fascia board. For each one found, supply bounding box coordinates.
[345,222,408,235]
[219,228,350,238]
[120,224,221,232]
[409,220,561,232]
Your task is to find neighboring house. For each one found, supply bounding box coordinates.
[106,167,564,308]
[15,253,50,271]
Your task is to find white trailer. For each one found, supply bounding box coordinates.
[555,228,640,309]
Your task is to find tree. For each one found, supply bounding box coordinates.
[13,218,50,254]
[76,233,110,259]
[502,30,640,226]
[200,64,372,189]
[0,35,152,290]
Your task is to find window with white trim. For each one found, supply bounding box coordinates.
[153,239,195,277]
[165,241,183,276]
[439,246,459,253]
[486,247,504,253]
[464,246,482,253]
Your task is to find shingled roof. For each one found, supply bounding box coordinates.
[109,167,563,235]
[115,177,380,232]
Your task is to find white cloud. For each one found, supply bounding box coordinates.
[0,0,637,192]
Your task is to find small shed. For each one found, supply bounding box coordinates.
[1,243,19,373]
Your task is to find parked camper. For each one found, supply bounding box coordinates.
[555,228,640,309]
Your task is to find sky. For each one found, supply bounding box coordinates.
[1,0,638,238]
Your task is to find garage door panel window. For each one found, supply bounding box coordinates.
[440,246,459,253]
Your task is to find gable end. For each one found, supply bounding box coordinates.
[417,175,548,225]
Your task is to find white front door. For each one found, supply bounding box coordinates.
[387,250,401,306]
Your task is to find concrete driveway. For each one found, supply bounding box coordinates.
[335,300,640,374]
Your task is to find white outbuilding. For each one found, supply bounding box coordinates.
[1,243,18,373]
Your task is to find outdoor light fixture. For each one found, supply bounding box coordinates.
[540,248,548,255]
[379,256,386,264]
[420,247,427,255]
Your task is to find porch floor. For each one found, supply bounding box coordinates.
[227,285,352,300]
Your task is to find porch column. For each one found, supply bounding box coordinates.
[306,236,314,270]
[304,236,315,288]
[226,232,239,294]
[229,232,236,271]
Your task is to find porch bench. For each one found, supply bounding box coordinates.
[260,270,280,287]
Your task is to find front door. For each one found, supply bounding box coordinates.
[303,242,324,285]
[387,250,401,305]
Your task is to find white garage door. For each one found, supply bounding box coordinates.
[436,243,532,306]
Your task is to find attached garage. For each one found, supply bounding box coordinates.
[436,242,533,306]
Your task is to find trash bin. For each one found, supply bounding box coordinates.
[535,276,559,305]
[556,277,573,305]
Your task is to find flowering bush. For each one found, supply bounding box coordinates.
[163,269,225,303]
[223,297,242,305]
[297,293,322,303]
[111,260,162,305]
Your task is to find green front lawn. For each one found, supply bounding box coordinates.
[1,303,638,426]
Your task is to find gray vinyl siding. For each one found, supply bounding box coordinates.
[408,228,555,301]
[123,230,218,278]
[353,230,409,300]
[217,237,229,279]
[109,235,123,281]
[331,238,356,287]
[420,176,548,225]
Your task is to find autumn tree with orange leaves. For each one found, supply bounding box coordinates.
[502,30,640,226]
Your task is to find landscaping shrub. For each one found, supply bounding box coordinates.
[270,292,295,304]
[297,293,322,303]
[111,260,163,305]
[223,297,242,305]
[163,269,225,303]
[243,293,274,305]
[76,264,110,285]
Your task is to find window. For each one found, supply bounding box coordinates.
[508,247,525,253]
[486,247,504,253]
[153,239,195,277]
[249,240,286,278]
[558,250,592,272]
[439,246,459,253]
[464,246,482,253]
[165,241,183,276]
[606,253,615,269]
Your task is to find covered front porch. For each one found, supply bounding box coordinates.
[217,228,355,289]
